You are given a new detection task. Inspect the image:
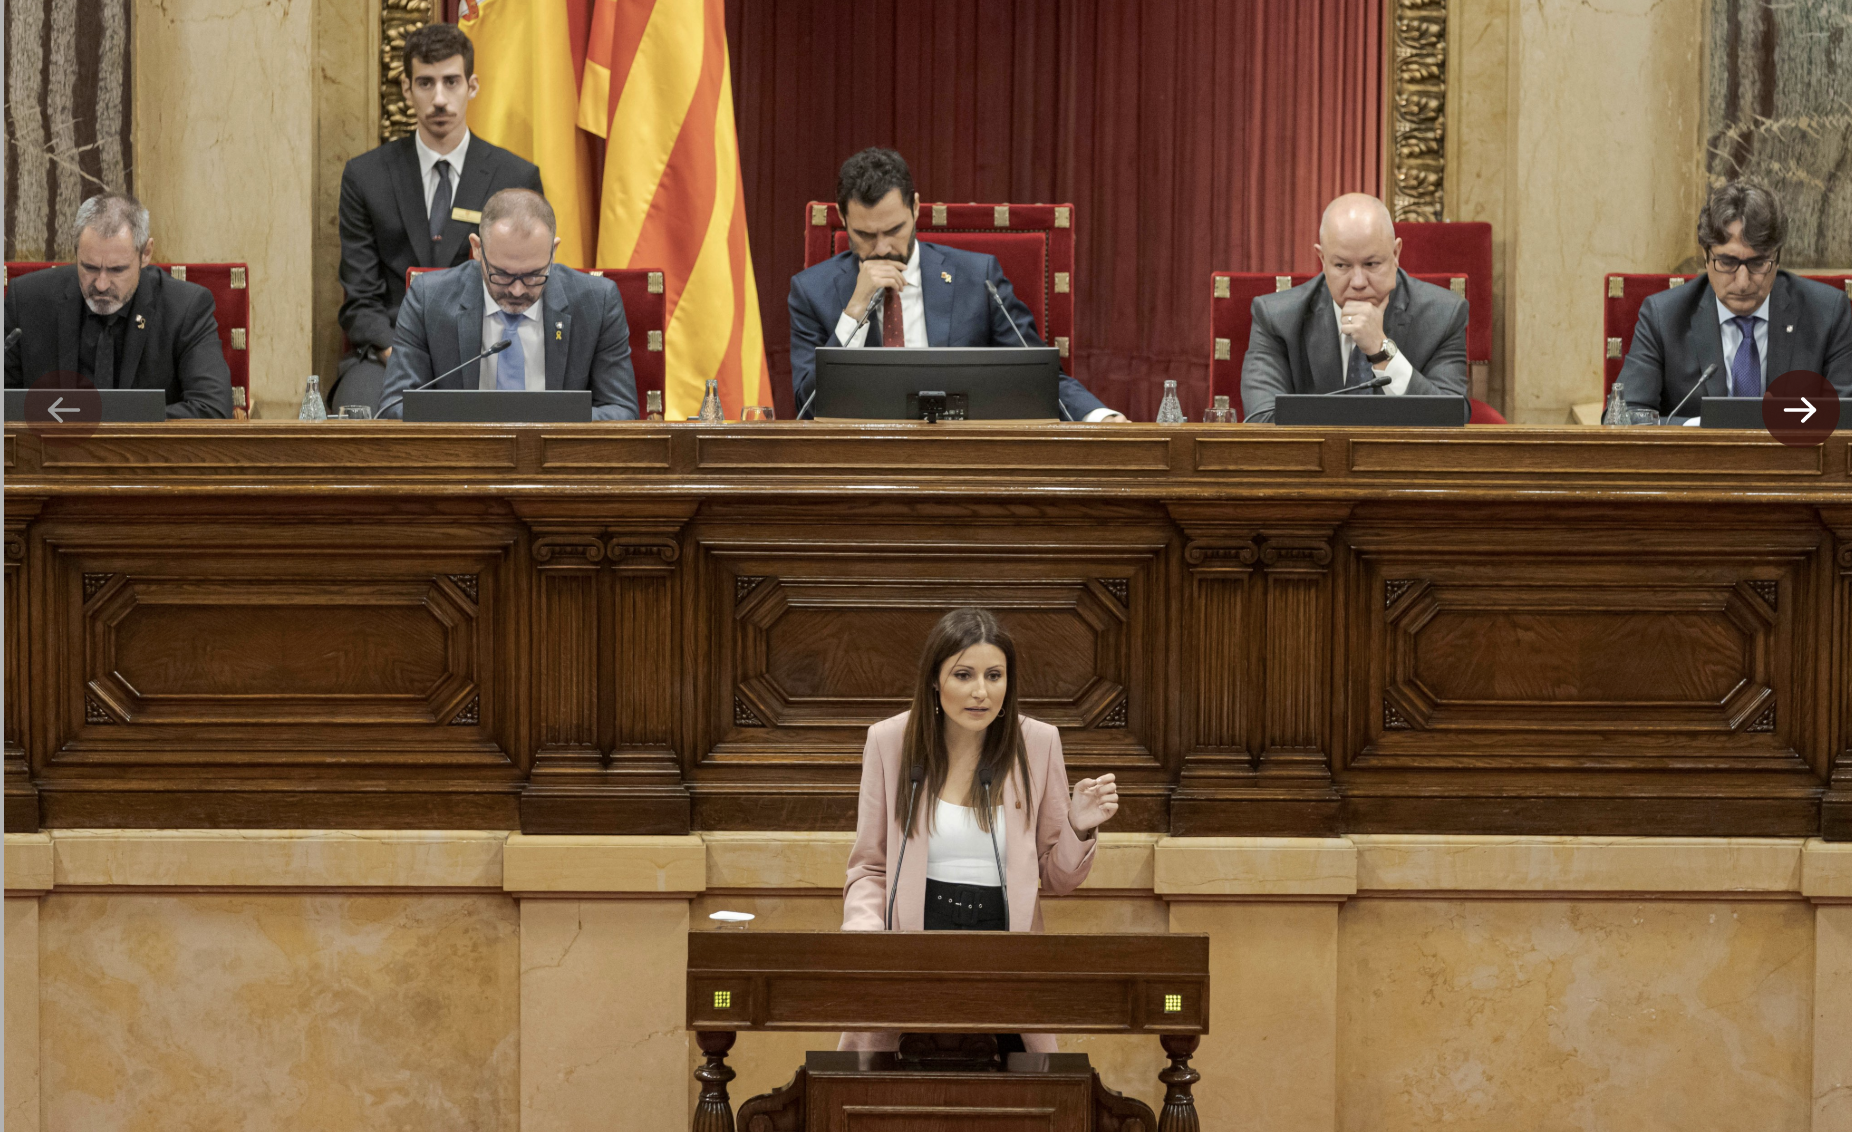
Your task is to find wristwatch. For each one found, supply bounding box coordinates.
[1365,338,1398,366]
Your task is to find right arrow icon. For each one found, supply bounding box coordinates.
[1782,397,1817,423]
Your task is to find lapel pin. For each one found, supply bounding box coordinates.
[941,271,952,283]
[555,321,563,340]
[134,314,145,329]
[1786,324,1794,333]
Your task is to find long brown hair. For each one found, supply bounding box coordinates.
[896,608,1031,838]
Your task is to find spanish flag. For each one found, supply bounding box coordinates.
[579,0,767,420]
[460,0,770,420]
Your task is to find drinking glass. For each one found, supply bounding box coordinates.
[740,405,775,422]
[335,405,373,420]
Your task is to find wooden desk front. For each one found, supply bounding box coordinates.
[5,422,1849,837]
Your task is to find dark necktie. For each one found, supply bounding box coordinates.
[1729,315,1761,398]
[94,313,120,388]
[430,160,453,244]
[1346,338,1373,390]
[882,286,904,347]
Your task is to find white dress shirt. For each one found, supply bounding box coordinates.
[414,129,471,220]
[832,242,1118,421]
[479,283,546,392]
[1334,301,1415,394]
[1716,294,1771,390]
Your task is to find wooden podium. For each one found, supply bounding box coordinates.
[686,931,1209,1131]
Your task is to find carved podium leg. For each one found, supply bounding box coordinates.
[693,1031,737,1132]
[1157,1034,1201,1132]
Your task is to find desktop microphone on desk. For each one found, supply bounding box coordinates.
[798,289,892,421]
[886,762,925,930]
[1323,373,1392,395]
[404,338,513,395]
[986,279,1073,421]
[1664,363,1719,421]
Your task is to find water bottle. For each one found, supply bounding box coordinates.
[1155,379,1185,424]
[1600,379,1629,426]
[698,378,725,423]
[298,375,328,422]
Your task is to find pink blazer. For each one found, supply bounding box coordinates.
[839,711,1096,1053]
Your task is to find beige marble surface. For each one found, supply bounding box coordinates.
[702,831,855,890]
[134,0,318,418]
[1446,0,1512,407]
[39,892,518,1131]
[1338,898,1812,1131]
[311,0,380,386]
[524,898,688,1132]
[502,833,705,894]
[1171,901,1341,1132]
[1355,835,1805,894]
[1806,840,1852,899]
[8,899,40,1132]
[6,833,53,893]
[1155,837,1357,897]
[49,829,506,889]
[1820,905,1852,1130]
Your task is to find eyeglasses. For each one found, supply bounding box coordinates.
[1708,253,1777,277]
[479,250,553,288]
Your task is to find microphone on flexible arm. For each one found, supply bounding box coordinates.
[978,765,1009,929]
[4,328,22,351]
[886,762,926,930]
[986,279,1073,421]
[404,337,514,395]
[1665,363,1720,421]
[1323,373,1393,395]
[799,286,892,421]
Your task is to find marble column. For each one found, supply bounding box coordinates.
[1807,841,1852,1131]
[5,834,52,1132]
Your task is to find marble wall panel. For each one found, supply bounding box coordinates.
[8,899,41,1132]
[313,0,381,386]
[38,893,518,1132]
[1337,898,1813,1132]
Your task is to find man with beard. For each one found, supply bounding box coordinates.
[377,188,637,421]
[787,148,1123,421]
[333,22,543,412]
[4,192,232,418]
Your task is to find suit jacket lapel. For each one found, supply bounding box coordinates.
[920,241,952,347]
[117,268,156,390]
[1687,282,1729,396]
[391,137,437,268]
[438,137,493,267]
[1305,279,1345,393]
[1383,270,1413,346]
[542,275,570,391]
[456,274,484,388]
[1764,272,1796,382]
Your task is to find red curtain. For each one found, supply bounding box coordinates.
[727,0,1382,421]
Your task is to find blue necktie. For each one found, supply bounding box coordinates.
[1346,339,1374,390]
[1729,315,1761,398]
[495,310,526,391]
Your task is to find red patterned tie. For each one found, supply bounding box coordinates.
[882,286,904,347]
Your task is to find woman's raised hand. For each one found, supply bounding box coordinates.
[1069,773,1119,835]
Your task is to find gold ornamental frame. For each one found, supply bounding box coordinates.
[1389,0,1447,222]
[379,0,437,143]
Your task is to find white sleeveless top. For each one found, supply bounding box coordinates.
[924,798,1007,886]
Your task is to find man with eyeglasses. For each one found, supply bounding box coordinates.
[378,188,637,420]
[1619,180,1852,420]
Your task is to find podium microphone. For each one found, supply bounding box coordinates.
[405,338,513,395]
[986,279,1073,421]
[886,762,925,930]
[3,328,21,351]
[1324,373,1392,395]
[978,765,1009,928]
[1665,363,1720,421]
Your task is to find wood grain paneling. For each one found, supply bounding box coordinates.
[5,424,1851,836]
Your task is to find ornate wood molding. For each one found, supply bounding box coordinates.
[1390,0,1448,222]
[379,0,436,143]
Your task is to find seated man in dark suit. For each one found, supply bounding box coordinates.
[1619,180,1852,420]
[379,189,637,421]
[335,23,543,412]
[788,148,1124,422]
[1240,193,1468,424]
[4,192,232,418]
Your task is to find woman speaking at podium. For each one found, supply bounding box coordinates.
[839,607,1120,1054]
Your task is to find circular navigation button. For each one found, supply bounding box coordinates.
[23,373,102,436]
[1761,369,1840,447]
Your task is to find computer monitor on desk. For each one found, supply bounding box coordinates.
[812,347,1061,421]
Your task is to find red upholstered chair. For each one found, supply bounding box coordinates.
[1209,271,1499,421]
[1396,222,1494,389]
[5,260,251,417]
[405,265,667,402]
[1603,272,1852,400]
[802,201,1076,365]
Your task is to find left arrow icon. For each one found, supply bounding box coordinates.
[46,397,79,422]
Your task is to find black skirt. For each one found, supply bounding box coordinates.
[922,879,1025,1056]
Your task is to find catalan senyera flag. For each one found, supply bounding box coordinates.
[459,0,770,420]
